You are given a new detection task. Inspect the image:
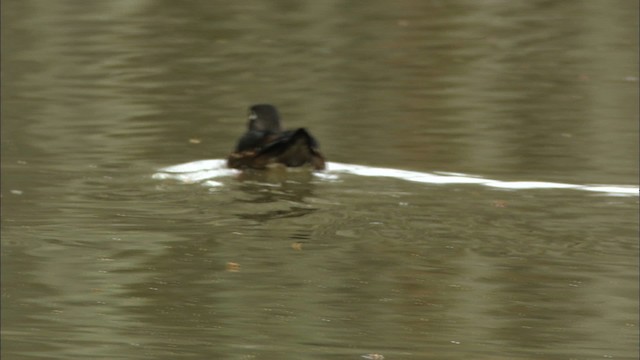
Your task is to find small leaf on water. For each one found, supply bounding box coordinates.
[226,262,240,272]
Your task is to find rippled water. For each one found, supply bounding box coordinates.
[2,1,638,359]
[155,159,639,196]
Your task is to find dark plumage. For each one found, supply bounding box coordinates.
[227,104,326,170]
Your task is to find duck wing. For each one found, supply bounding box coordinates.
[256,128,325,169]
[227,128,325,170]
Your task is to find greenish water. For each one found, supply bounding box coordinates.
[2,1,638,359]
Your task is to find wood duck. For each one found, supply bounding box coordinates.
[227,104,326,170]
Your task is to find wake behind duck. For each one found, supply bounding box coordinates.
[153,159,638,197]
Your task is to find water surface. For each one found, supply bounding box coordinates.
[2,1,638,359]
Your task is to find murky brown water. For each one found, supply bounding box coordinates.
[2,1,638,359]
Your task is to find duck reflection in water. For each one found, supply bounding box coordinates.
[234,179,319,221]
[227,104,326,170]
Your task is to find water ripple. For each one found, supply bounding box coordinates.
[153,160,639,197]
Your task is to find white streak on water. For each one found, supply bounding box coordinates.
[152,160,639,197]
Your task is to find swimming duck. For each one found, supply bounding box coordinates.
[227,104,326,170]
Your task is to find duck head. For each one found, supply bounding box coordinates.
[247,104,282,133]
